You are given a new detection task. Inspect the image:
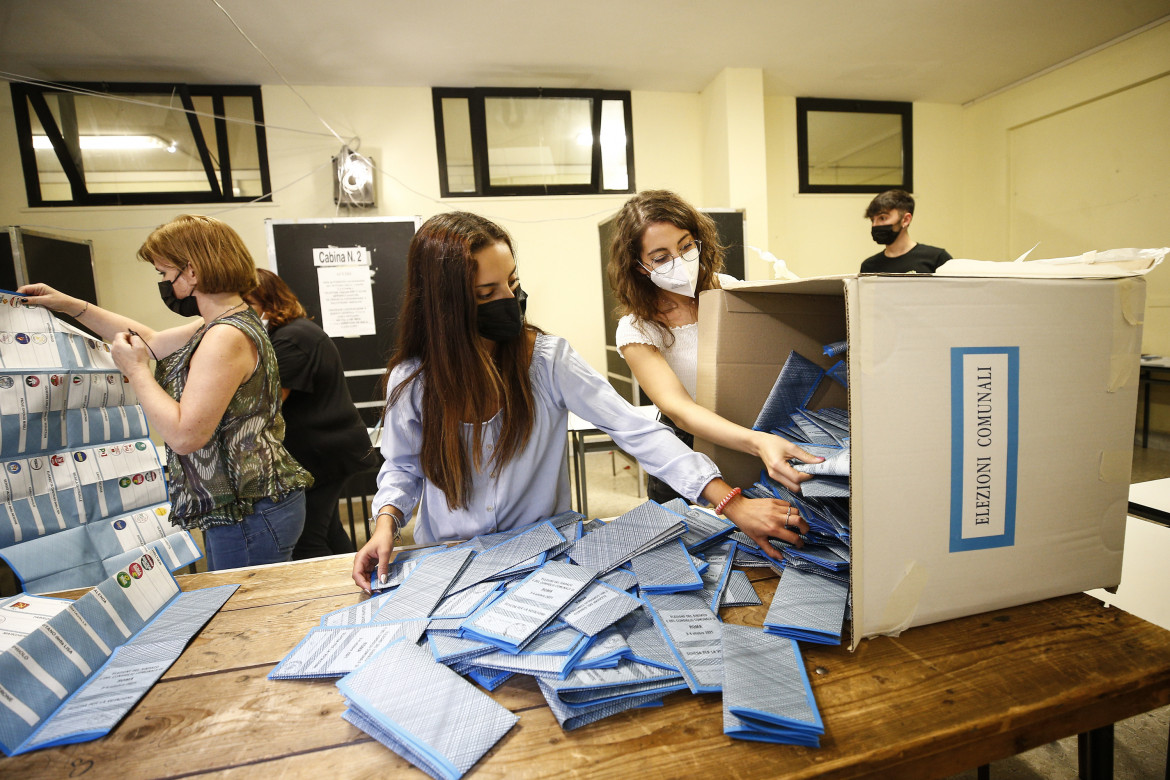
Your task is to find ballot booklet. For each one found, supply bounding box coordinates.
[0,548,236,755]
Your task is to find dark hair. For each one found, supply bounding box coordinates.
[384,211,537,510]
[137,214,259,294]
[864,189,915,219]
[606,190,725,344]
[245,268,308,329]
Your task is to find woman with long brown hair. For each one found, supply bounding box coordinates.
[607,190,818,504]
[352,211,809,591]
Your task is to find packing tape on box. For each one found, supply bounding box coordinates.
[1099,450,1132,485]
[878,560,929,637]
[1108,278,1146,391]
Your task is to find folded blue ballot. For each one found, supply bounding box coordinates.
[0,556,236,756]
[763,566,849,645]
[449,520,566,593]
[337,637,518,780]
[722,623,823,746]
[567,501,687,574]
[642,592,724,693]
[459,560,595,652]
[630,537,704,594]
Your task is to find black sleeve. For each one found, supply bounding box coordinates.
[934,247,953,270]
[271,330,315,393]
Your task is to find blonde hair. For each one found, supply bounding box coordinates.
[137,215,258,294]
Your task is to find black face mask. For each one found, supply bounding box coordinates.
[476,286,528,342]
[870,223,901,245]
[158,280,201,317]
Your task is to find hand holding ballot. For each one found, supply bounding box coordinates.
[756,433,820,493]
[352,507,402,592]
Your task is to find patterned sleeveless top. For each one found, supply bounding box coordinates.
[155,308,313,530]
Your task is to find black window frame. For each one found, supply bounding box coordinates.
[432,87,635,198]
[796,97,913,195]
[10,81,273,207]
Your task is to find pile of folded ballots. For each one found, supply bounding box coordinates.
[269,342,852,780]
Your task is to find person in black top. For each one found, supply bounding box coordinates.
[860,189,952,274]
[245,269,373,558]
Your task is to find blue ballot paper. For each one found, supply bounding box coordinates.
[270,620,428,680]
[337,637,518,780]
[630,537,704,593]
[1,503,201,594]
[763,566,849,645]
[642,592,724,694]
[568,500,688,574]
[722,623,823,746]
[459,560,595,652]
[0,551,236,756]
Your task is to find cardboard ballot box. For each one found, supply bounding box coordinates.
[696,274,1145,649]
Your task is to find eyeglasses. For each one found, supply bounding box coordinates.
[640,239,701,276]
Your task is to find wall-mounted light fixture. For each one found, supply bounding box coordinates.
[333,146,375,207]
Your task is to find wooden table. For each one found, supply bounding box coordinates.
[6,554,1170,779]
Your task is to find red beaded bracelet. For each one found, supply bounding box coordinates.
[715,486,742,515]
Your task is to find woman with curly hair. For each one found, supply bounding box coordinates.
[607,190,818,505]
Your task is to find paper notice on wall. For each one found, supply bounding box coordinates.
[314,246,375,337]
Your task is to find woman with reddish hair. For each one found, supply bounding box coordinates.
[20,215,311,570]
[245,268,371,559]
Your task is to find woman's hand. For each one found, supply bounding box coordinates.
[110,331,152,378]
[15,283,85,316]
[352,517,398,593]
[755,432,822,493]
[722,494,809,561]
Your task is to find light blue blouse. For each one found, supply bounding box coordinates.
[374,334,720,544]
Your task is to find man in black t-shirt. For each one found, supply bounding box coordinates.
[860,189,952,274]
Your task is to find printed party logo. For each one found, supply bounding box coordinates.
[117,572,132,588]
[50,455,65,466]
[14,333,29,345]
[24,375,39,387]
[0,376,12,389]
[72,452,87,463]
[6,462,21,474]
[113,519,127,530]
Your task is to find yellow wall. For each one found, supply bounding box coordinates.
[958,21,1170,429]
[1,21,1167,430]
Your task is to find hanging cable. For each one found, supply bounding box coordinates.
[209,0,349,146]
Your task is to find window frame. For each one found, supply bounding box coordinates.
[432,87,635,198]
[10,81,273,207]
[795,97,913,195]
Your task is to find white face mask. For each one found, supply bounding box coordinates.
[645,244,701,298]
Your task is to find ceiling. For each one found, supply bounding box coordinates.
[1,0,1168,105]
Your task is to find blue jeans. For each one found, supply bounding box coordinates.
[202,490,306,571]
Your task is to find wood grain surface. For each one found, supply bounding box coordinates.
[5,551,1168,779]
